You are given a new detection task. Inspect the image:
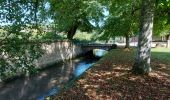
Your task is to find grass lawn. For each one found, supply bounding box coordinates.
[50,47,170,100]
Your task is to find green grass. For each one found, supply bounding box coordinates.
[151,47,170,53]
[151,47,170,63]
[102,47,170,65]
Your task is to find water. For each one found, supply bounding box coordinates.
[93,49,108,58]
[37,87,60,100]
[37,57,97,100]
[0,53,99,100]
[74,62,94,77]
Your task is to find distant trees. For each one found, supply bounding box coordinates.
[154,0,170,48]
[99,0,140,48]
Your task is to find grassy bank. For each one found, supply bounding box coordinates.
[50,47,170,100]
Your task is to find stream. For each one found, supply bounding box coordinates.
[0,50,106,100]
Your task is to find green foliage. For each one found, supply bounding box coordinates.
[0,43,42,80]
[98,0,140,41]
[47,0,105,33]
[40,32,67,40]
[154,0,170,36]
[0,0,44,81]
[73,30,97,42]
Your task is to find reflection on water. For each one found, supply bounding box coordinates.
[74,62,94,77]
[38,58,97,99]
[0,50,101,100]
[37,86,59,100]
[93,49,108,58]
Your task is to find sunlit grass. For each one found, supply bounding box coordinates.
[103,48,170,65]
[151,47,170,63]
[151,47,170,53]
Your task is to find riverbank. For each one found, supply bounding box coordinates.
[51,48,170,100]
[0,40,83,83]
[0,53,100,100]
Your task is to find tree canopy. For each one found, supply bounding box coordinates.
[0,0,43,80]
[45,0,106,39]
[154,0,170,36]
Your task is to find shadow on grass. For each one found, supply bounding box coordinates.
[151,51,170,74]
[55,48,170,100]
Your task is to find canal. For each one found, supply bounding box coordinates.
[0,50,106,100]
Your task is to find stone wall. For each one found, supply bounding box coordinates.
[34,41,83,68]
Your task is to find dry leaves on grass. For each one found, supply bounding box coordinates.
[53,49,170,100]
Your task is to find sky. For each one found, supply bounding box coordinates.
[89,7,109,27]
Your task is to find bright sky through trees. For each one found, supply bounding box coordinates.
[90,7,109,27]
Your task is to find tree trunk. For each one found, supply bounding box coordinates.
[161,36,163,41]
[67,24,79,40]
[125,34,130,48]
[132,0,155,74]
[166,35,170,48]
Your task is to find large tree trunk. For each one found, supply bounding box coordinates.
[67,24,79,40]
[125,34,130,48]
[132,0,155,74]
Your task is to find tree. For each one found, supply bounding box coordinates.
[154,0,170,47]
[0,0,43,80]
[132,0,155,74]
[99,0,140,48]
[47,0,105,40]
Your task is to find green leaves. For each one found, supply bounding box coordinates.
[98,0,140,41]
[0,0,44,81]
[47,0,105,34]
[154,0,170,36]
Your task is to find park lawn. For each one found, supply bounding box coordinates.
[51,48,170,100]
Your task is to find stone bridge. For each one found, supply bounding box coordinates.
[36,42,117,68]
[75,43,116,51]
